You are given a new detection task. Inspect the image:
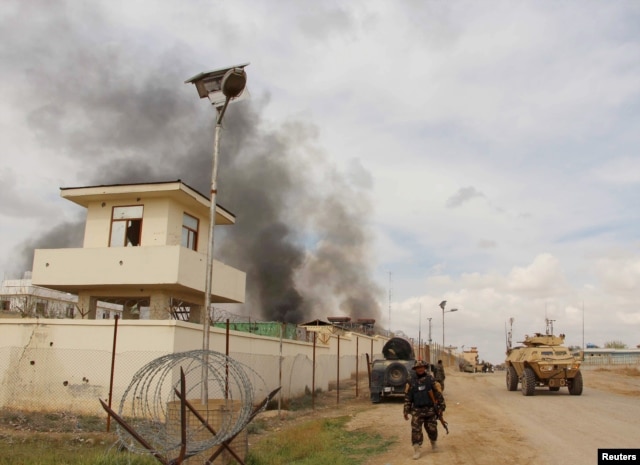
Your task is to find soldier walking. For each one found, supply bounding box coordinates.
[403,360,446,460]
[434,359,446,391]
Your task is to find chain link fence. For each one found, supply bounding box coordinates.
[581,352,640,367]
[0,346,166,415]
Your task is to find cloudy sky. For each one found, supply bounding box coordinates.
[2,0,640,363]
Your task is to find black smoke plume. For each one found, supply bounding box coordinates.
[4,1,382,322]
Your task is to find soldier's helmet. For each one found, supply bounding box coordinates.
[412,360,429,370]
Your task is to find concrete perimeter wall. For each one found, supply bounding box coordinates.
[0,318,388,415]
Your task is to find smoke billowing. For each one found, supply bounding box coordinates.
[4,1,382,323]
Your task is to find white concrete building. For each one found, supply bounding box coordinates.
[31,181,246,321]
[0,276,121,319]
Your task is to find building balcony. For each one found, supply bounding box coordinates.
[31,246,245,303]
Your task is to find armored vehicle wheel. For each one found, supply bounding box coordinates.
[549,386,560,392]
[568,370,583,396]
[386,362,409,387]
[506,366,518,391]
[521,367,536,396]
[370,391,381,403]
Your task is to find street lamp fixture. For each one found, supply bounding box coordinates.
[186,63,249,403]
[186,63,249,104]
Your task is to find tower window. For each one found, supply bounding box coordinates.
[181,213,199,251]
[110,206,143,247]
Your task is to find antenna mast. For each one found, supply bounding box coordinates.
[506,317,514,353]
[546,318,555,335]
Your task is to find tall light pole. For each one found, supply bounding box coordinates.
[388,271,392,336]
[439,300,458,364]
[418,303,422,360]
[186,63,249,403]
[427,316,432,364]
[582,301,585,361]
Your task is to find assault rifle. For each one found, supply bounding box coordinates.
[428,389,449,434]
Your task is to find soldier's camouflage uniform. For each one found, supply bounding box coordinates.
[403,372,445,447]
[434,363,446,391]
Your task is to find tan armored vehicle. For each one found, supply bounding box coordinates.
[505,320,583,396]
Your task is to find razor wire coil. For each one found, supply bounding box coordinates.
[116,350,266,457]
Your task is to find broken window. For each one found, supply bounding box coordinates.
[181,212,199,251]
[110,206,143,247]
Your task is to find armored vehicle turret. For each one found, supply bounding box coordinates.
[505,319,583,396]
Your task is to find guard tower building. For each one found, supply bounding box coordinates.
[31,181,246,321]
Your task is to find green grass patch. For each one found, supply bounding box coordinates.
[0,431,158,465]
[0,407,395,465]
[0,408,159,465]
[266,386,324,412]
[0,409,105,433]
[246,416,395,465]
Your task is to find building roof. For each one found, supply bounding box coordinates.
[60,180,235,224]
[582,348,640,354]
[299,319,333,327]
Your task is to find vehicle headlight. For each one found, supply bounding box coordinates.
[540,365,553,372]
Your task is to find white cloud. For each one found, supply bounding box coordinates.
[618,312,640,326]
[594,257,640,293]
[391,252,640,363]
[506,253,568,295]
[593,157,640,185]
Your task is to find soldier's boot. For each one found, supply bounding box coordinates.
[412,444,421,460]
[430,440,438,450]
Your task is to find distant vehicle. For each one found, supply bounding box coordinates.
[478,362,494,373]
[369,337,416,403]
[462,363,475,373]
[504,319,583,396]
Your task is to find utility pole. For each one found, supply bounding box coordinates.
[388,271,392,336]
[582,301,585,359]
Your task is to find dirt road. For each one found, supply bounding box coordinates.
[347,368,640,465]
